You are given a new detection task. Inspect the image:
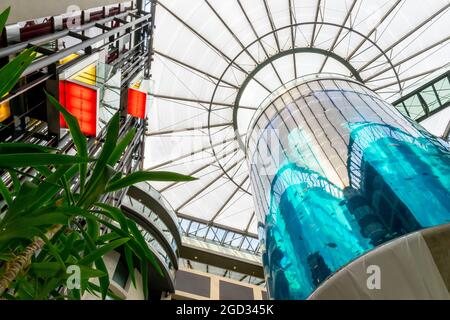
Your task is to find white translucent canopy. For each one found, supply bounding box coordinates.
[145,0,450,246]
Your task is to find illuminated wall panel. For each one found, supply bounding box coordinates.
[127,88,147,119]
[59,80,99,137]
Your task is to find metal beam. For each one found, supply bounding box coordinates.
[204,0,258,65]
[357,3,450,72]
[262,0,281,52]
[151,93,256,110]
[443,120,450,140]
[245,212,256,233]
[178,213,258,239]
[21,14,153,77]
[0,10,137,59]
[145,135,241,171]
[364,36,450,82]
[231,46,364,150]
[176,160,241,212]
[235,0,278,93]
[155,50,239,89]
[288,0,297,79]
[372,64,447,91]
[347,0,402,61]
[145,122,232,136]
[159,146,237,193]
[157,2,250,77]
[310,0,322,47]
[319,0,357,73]
[210,176,249,223]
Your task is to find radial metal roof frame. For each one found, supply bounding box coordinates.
[147,0,450,252]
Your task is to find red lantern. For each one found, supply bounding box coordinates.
[127,88,147,119]
[59,80,99,137]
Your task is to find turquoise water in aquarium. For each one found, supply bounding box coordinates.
[264,122,450,300]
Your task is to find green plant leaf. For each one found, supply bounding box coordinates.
[75,221,111,300]
[0,153,90,168]
[79,165,115,208]
[0,175,12,206]
[7,169,21,196]
[45,91,88,193]
[107,127,136,166]
[0,180,37,226]
[79,265,107,280]
[60,232,79,261]
[0,143,56,154]
[124,244,136,287]
[86,217,100,242]
[0,47,36,98]
[95,217,162,277]
[126,219,163,277]
[95,203,128,230]
[0,225,42,242]
[25,165,72,213]
[30,262,63,278]
[97,232,120,244]
[79,112,120,206]
[78,238,130,266]
[6,212,68,229]
[105,171,197,193]
[0,7,10,36]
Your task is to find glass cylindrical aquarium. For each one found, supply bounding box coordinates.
[246,75,450,300]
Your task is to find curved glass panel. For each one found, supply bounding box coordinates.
[247,77,450,299]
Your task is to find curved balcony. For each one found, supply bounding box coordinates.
[120,182,181,294]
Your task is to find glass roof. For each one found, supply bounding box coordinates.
[145,0,450,242]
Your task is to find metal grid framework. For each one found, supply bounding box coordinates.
[179,217,261,254]
[393,70,450,122]
[146,0,450,255]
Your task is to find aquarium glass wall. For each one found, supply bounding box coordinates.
[246,76,450,300]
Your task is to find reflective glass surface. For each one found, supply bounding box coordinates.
[248,77,450,299]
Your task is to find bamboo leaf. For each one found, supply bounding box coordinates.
[0,143,56,154]
[126,219,163,277]
[45,91,88,193]
[95,203,128,230]
[124,244,136,287]
[105,171,197,193]
[79,165,115,208]
[7,213,68,229]
[0,153,90,168]
[79,266,107,280]
[0,176,12,206]
[76,222,111,300]
[0,47,36,98]
[78,238,130,266]
[7,169,21,196]
[30,262,63,278]
[107,127,136,166]
[79,112,120,206]
[0,7,10,35]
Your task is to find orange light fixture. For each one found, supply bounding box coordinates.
[127,88,147,119]
[59,80,99,136]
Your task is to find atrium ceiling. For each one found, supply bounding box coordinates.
[145,0,450,251]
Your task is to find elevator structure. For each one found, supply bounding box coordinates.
[247,75,450,299]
